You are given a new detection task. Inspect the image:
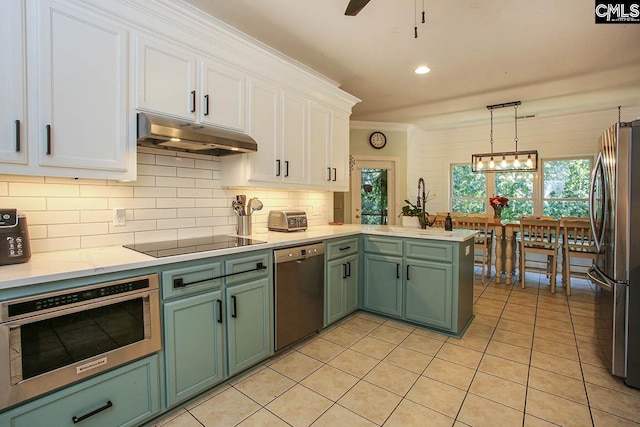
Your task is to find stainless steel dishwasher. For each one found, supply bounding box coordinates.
[274,242,325,351]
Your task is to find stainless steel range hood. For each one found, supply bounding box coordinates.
[136,112,257,156]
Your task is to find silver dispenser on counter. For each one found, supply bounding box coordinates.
[232,195,263,236]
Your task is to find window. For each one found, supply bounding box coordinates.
[450,156,592,219]
[451,164,486,213]
[495,172,534,222]
[542,158,591,218]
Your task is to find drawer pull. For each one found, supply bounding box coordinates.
[174,262,267,288]
[339,246,351,251]
[72,400,113,424]
[231,295,237,318]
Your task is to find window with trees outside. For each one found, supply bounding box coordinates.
[450,156,592,220]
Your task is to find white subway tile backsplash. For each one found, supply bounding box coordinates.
[134,208,177,220]
[156,177,196,188]
[134,187,177,198]
[0,150,329,253]
[48,198,108,211]
[156,198,196,209]
[156,155,195,168]
[137,164,177,177]
[177,188,213,198]
[10,182,79,197]
[157,218,196,230]
[48,223,109,238]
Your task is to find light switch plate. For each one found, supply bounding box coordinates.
[113,208,126,226]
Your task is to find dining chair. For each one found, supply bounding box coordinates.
[519,216,562,292]
[457,214,493,283]
[561,217,599,296]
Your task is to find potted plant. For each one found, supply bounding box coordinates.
[399,199,434,228]
[489,195,509,219]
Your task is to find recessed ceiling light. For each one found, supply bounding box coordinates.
[415,66,430,75]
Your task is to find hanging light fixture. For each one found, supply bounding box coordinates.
[471,100,538,173]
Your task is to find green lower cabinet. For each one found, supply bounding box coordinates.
[0,356,160,427]
[226,277,272,376]
[326,254,359,325]
[405,259,453,330]
[363,253,403,317]
[163,290,225,408]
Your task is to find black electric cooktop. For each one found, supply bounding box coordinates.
[124,235,266,258]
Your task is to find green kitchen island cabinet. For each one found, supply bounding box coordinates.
[0,356,160,427]
[362,235,474,336]
[325,237,360,326]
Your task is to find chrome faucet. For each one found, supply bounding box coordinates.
[417,178,427,229]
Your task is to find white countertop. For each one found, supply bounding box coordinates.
[0,225,475,291]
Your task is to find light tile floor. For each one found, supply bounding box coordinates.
[149,269,640,427]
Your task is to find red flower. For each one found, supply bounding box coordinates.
[490,196,509,208]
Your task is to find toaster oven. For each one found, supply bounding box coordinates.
[268,210,307,232]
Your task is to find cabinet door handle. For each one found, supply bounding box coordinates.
[285,160,289,177]
[231,295,237,318]
[204,94,210,116]
[190,90,196,113]
[343,263,347,279]
[396,263,400,279]
[346,261,351,277]
[406,265,410,281]
[72,400,113,424]
[15,120,21,152]
[276,159,281,176]
[327,167,331,181]
[46,125,52,155]
[332,168,337,181]
[217,299,223,324]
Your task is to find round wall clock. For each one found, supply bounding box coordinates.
[369,131,387,149]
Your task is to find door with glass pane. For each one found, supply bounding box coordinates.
[350,159,396,225]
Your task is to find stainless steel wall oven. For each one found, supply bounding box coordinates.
[0,274,161,409]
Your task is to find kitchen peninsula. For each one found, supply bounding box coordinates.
[0,225,475,426]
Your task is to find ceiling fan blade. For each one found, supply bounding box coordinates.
[345,0,371,16]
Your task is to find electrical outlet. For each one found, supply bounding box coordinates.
[113,208,126,226]
[465,245,471,256]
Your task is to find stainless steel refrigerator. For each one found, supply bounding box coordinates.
[588,119,640,389]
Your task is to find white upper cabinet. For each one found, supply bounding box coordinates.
[1,0,134,179]
[33,0,130,175]
[330,112,350,190]
[308,102,332,186]
[135,37,247,132]
[246,78,280,183]
[200,59,246,132]
[135,37,198,121]
[0,0,27,166]
[278,91,306,184]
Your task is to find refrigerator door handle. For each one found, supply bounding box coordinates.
[589,152,608,253]
[587,265,612,292]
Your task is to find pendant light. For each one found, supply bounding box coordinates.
[471,101,538,173]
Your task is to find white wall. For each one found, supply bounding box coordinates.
[0,147,329,253]
[407,106,640,213]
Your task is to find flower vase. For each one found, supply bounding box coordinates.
[493,206,503,220]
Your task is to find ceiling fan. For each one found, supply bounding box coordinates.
[344,0,371,16]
